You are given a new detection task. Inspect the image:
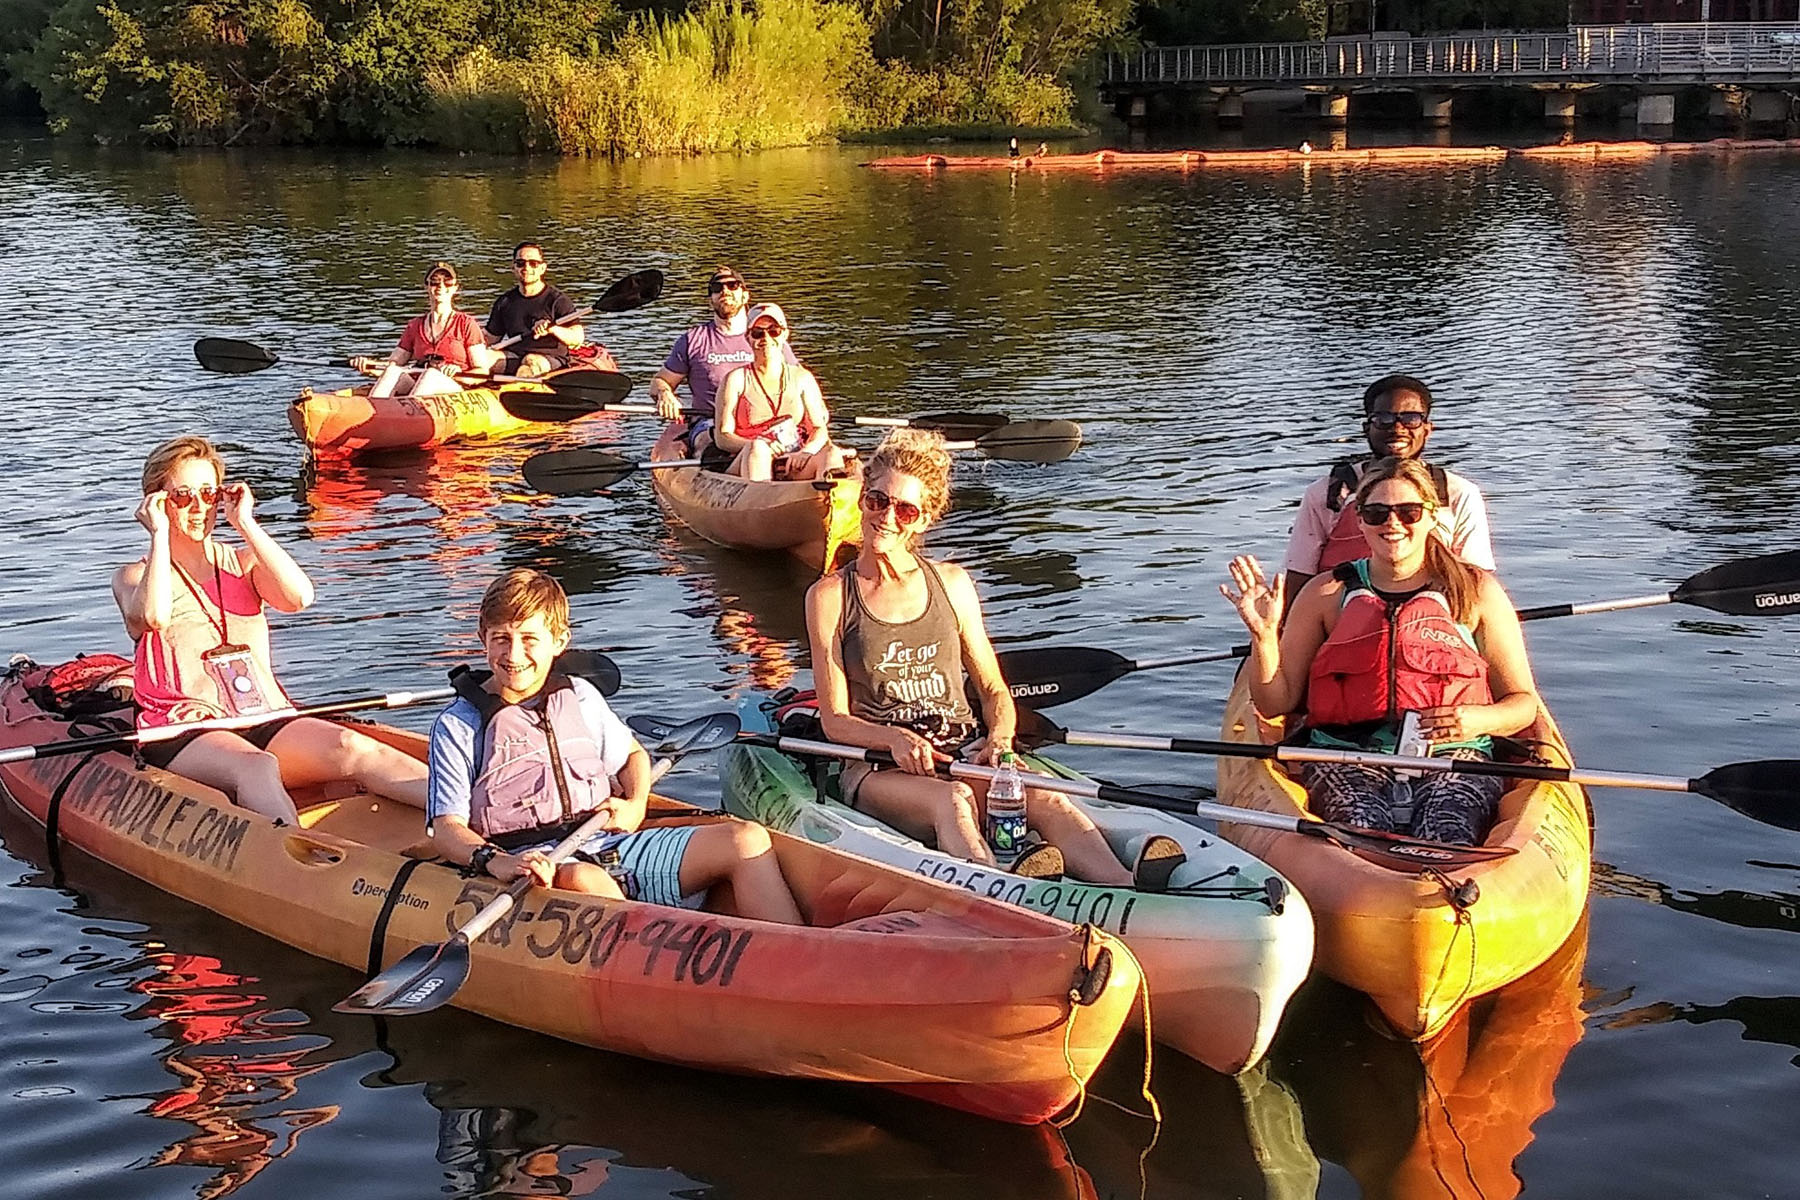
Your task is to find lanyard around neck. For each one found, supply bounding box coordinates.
[174,555,230,644]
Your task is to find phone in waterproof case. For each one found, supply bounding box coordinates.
[200,643,274,716]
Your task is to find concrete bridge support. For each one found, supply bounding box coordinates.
[1419,91,1453,126]
[1633,92,1675,129]
[1304,90,1350,124]
[1747,90,1791,126]
[1216,91,1244,126]
[1543,90,1578,126]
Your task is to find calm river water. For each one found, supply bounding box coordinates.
[2,134,1798,1198]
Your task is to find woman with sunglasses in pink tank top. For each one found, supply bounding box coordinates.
[112,436,428,825]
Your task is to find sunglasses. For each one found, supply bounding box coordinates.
[861,488,923,526]
[1367,411,1428,430]
[708,279,744,294]
[427,277,456,288]
[1358,501,1432,526]
[167,484,222,508]
[514,258,545,268]
[748,326,785,341]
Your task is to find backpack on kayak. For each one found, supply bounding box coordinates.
[7,652,135,719]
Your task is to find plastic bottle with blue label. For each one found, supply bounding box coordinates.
[985,752,1028,859]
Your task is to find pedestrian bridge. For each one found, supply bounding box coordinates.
[1105,22,1800,88]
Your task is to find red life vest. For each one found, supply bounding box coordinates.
[1305,561,1492,728]
[1316,459,1450,573]
[453,668,616,840]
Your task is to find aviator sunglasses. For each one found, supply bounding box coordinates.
[1358,501,1433,526]
[167,484,222,508]
[860,489,923,526]
[1367,411,1428,431]
[748,325,784,341]
[708,278,745,294]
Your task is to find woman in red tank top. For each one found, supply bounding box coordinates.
[112,436,428,825]
[713,303,852,481]
[348,261,495,399]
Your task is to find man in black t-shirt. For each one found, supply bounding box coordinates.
[486,241,584,377]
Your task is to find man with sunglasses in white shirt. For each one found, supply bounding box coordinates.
[1281,374,1495,603]
[650,265,797,459]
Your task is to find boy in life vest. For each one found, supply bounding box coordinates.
[427,569,804,922]
[1280,374,1495,607]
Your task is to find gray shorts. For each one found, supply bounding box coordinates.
[525,824,704,909]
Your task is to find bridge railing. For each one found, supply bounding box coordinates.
[1104,22,1800,85]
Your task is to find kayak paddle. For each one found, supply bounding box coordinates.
[0,649,620,766]
[944,419,1082,465]
[495,369,636,422]
[333,710,741,1017]
[854,412,1010,443]
[745,730,1515,869]
[997,549,1800,706]
[520,449,707,495]
[1012,707,1800,834]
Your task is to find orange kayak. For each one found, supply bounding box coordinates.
[289,382,556,455]
[0,669,1141,1124]
[1213,675,1590,1039]
[648,423,863,572]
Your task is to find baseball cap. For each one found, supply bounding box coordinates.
[746,302,788,331]
[425,261,457,284]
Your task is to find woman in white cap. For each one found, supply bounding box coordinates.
[350,262,496,398]
[712,303,851,482]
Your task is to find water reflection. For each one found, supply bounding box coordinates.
[129,954,338,1198]
[1269,914,1587,1200]
[372,1009,1097,1200]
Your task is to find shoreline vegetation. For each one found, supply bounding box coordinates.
[0,0,1123,155]
[0,0,1583,156]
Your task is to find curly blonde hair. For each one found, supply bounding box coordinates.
[865,428,952,530]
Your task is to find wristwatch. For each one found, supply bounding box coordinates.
[469,844,501,877]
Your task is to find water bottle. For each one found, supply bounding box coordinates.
[985,752,1028,860]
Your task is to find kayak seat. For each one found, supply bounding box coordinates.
[836,910,991,938]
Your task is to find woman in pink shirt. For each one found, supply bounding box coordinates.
[349,262,495,398]
[112,436,428,824]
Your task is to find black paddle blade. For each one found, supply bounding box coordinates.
[333,939,470,1015]
[195,337,278,374]
[1674,550,1800,616]
[1010,704,1069,750]
[521,449,637,496]
[499,370,635,422]
[975,419,1082,465]
[555,649,622,697]
[593,269,666,313]
[1306,821,1519,868]
[997,645,1133,708]
[913,412,1011,442]
[1692,760,1800,831]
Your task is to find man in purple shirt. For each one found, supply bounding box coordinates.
[651,265,795,457]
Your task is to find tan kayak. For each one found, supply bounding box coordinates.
[0,671,1143,1125]
[1214,674,1591,1039]
[648,423,862,572]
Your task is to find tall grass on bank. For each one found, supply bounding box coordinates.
[427,0,1076,156]
[430,0,871,155]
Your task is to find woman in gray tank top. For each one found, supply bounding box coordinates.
[806,430,1179,888]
